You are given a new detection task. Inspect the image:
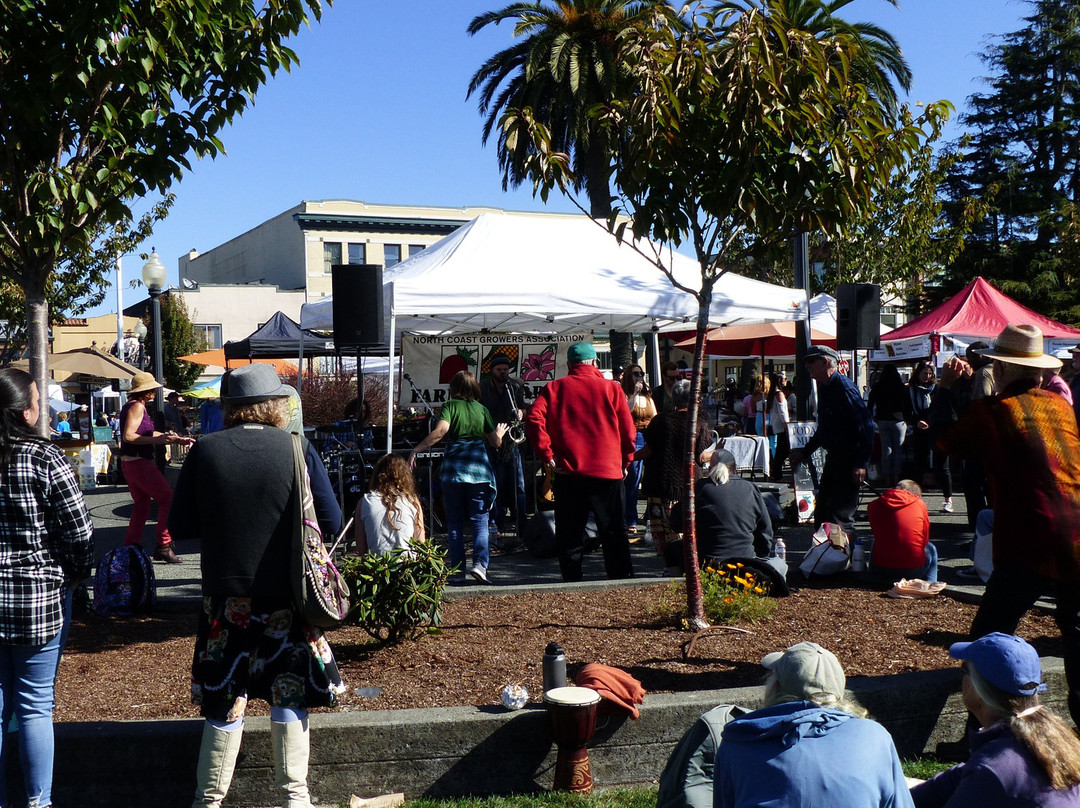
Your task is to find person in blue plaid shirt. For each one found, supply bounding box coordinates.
[0,368,94,808]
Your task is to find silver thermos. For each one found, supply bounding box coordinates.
[543,642,567,692]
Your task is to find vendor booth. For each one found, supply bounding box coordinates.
[872,277,1080,362]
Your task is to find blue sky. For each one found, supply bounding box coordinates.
[101,0,1032,318]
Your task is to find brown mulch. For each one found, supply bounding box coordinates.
[55,583,1062,723]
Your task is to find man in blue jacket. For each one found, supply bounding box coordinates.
[789,345,875,536]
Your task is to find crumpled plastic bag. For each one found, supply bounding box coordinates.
[885,579,947,599]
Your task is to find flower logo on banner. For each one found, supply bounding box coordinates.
[521,345,557,381]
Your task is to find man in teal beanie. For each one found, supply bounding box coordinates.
[525,341,636,581]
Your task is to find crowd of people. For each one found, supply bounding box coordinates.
[7,320,1080,807]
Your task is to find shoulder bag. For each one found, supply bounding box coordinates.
[291,433,351,628]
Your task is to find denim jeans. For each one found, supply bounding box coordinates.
[623,431,645,526]
[442,481,492,572]
[869,541,939,583]
[0,626,64,807]
[875,420,907,483]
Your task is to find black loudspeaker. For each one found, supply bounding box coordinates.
[835,283,881,350]
[331,264,384,347]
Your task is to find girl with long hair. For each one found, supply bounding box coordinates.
[356,453,426,555]
[0,368,94,808]
[620,364,657,534]
[766,372,789,479]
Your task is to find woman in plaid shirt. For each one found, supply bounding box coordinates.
[0,368,94,808]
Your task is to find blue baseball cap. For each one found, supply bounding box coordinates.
[949,633,1047,696]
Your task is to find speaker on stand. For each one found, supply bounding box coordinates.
[835,283,881,390]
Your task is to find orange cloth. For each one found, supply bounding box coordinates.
[575,663,646,720]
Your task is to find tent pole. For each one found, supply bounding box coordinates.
[297,330,305,395]
[646,329,661,390]
[386,311,397,454]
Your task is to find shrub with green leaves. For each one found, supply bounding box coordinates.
[700,562,776,625]
[339,539,450,643]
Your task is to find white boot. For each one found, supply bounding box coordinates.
[271,718,312,808]
[192,720,243,808]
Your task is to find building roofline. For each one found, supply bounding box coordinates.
[293,212,469,236]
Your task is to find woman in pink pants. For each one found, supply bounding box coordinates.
[119,371,193,563]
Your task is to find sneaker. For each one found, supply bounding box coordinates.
[152,544,183,564]
[941,499,954,513]
[956,566,983,580]
[469,565,490,584]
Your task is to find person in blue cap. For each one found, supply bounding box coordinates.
[911,633,1080,807]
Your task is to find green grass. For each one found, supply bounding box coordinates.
[901,756,956,780]
[334,788,659,808]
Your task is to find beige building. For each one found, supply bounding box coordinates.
[51,313,142,384]
[178,200,517,304]
[168,284,307,349]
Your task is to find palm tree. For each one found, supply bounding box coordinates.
[467,0,668,218]
[714,0,912,110]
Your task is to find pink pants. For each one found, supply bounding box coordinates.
[123,458,174,547]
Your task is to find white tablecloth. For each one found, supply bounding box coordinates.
[723,435,770,477]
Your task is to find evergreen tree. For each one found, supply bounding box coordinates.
[154,293,205,393]
[941,0,1080,323]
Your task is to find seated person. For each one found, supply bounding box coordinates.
[911,633,1080,807]
[664,450,785,587]
[714,642,913,808]
[657,703,749,808]
[867,479,938,582]
[54,411,72,438]
[356,454,425,556]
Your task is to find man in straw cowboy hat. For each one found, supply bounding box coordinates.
[938,324,1080,728]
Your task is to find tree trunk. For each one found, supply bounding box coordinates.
[25,281,51,437]
[608,331,635,379]
[682,287,712,630]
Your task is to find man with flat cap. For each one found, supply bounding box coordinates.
[525,341,636,582]
[479,353,528,547]
[939,324,1080,726]
[788,345,875,537]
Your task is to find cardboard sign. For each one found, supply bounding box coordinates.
[399,333,591,409]
[788,421,825,523]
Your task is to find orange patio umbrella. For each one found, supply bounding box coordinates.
[178,348,298,375]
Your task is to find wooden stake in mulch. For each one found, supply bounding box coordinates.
[681,626,752,661]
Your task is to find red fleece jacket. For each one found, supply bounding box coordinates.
[867,489,930,569]
[525,363,635,480]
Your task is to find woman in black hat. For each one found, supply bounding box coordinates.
[170,364,343,808]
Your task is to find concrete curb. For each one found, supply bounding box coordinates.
[25,657,1068,807]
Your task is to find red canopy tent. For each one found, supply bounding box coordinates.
[885,277,1080,341]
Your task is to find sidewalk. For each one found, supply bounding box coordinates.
[81,474,990,604]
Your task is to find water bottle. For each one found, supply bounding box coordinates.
[542,642,567,693]
[852,539,866,572]
[774,536,786,562]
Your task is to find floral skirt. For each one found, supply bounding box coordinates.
[191,595,345,722]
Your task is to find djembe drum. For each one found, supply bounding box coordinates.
[543,685,601,793]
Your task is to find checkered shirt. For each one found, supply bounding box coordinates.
[0,439,94,645]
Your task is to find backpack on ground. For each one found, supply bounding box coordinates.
[93,546,156,616]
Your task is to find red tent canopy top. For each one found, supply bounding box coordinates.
[885,277,1080,341]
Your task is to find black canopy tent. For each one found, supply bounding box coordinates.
[222,311,337,361]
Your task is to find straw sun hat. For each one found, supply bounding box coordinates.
[127,371,162,397]
[975,324,1061,370]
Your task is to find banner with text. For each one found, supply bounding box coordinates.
[399,333,590,409]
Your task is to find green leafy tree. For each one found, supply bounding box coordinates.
[468,0,673,218]
[0,0,326,431]
[153,292,205,393]
[517,1,945,625]
[940,0,1080,322]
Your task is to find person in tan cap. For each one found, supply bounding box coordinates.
[118,371,194,563]
[939,324,1080,727]
[713,641,911,807]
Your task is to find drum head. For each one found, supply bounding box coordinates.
[544,686,600,707]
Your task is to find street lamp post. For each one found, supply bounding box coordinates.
[132,320,148,370]
[141,251,168,413]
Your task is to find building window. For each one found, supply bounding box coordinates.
[195,324,222,350]
[348,243,366,264]
[384,244,402,268]
[323,242,342,274]
[408,244,425,258]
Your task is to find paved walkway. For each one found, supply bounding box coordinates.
[82,472,990,605]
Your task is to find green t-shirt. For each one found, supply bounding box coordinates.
[438,398,494,442]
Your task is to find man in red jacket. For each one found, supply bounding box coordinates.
[526,341,636,581]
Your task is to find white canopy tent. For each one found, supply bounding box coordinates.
[299,214,808,448]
